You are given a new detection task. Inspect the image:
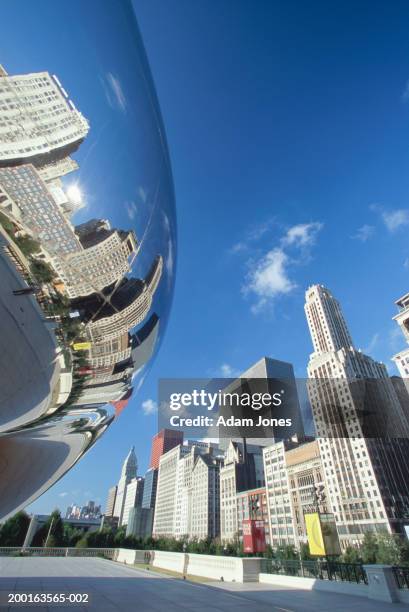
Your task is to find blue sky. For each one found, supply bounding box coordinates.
[4,0,409,514]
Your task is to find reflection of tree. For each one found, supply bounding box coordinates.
[14,235,41,257]
[29,259,55,284]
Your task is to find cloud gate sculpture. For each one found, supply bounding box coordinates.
[0,1,176,520]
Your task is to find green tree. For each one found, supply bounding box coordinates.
[342,546,362,564]
[300,543,313,561]
[29,259,56,284]
[275,544,298,560]
[360,532,378,564]
[376,533,402,565]
[0,211,16,236]
[44,510,64,547]
[0,511,30,546]
[15,235,40,256]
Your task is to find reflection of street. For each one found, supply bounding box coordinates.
[0,242,59,432]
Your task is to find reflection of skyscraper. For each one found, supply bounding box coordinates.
[0,164,81,255]
[85,255,163,342]
[73,379,131,406]
[88,333,131,369]
[130,313,160,374]
[305,284,409,547]
[113,446,137,524]
[54,225,138,298]
[0,66,89,169]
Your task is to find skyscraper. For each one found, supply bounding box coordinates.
[121,476,144,527]
[150,428,184,470]
[218,356,305,451]
[305,284,409,547]
[392,292,409,394]
[113,446,137,524]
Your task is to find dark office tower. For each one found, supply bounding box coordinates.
[218,356,305,451]
[305,284,409,549]
[142,467,158,510]
[149,428,184,470]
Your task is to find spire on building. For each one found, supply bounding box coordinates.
[305,284,354,355]
[121,446,137,480]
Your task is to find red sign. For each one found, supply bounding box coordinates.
[242,519,266,553]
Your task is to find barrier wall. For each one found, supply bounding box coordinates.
[114,548,147,564]
[259,572,368,598]
[185,554,261,582]
[151,550,186,573]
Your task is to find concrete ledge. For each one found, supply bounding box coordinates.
[186,554,261,582]
[115,548,147,564]
[151,550,186,573]
[259,572,382,601]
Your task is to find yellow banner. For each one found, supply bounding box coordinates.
[305,512,326,556]
[72,342,91,351]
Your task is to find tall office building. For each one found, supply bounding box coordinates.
[153,442,220,538]
[121,476,144,527]
[220,440,265,543]
[142,468,158,510]
[105,486,117,518]
[305,284,409,547]
[0,68,89,169]
[263,437,327,548]
[113,447,137,524]
[152,444,190,537]
[190,454,222,540]
[218,356,305,452]
[392,292,409,395]
[150,428,184,470]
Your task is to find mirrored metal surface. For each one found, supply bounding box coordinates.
[0,0,176,520]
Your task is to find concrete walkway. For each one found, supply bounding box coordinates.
[0,557,408,611]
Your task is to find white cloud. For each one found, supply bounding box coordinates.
[219,363,240,377]
[404,258,409,269]
[125,201,137,220]
[244,248,296,311]
[381,209,409,232]
[238,219,323,312]
[138,186,147,203]
[106,72,127,113]
[282,222,323,248]
[362,332,379,355]
[352,224,375,242]
[142,398,158,415]
[58,492,68,498]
